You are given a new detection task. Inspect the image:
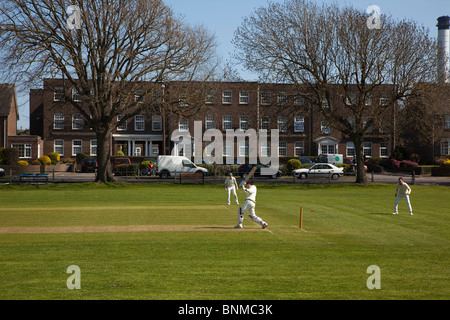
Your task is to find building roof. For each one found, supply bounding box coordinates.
[0,84,19,119]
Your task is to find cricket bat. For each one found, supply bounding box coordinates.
[242,166,257,185]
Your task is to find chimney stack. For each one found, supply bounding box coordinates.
[437,16,450,83]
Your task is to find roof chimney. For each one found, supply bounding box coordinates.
[437,16,450,83]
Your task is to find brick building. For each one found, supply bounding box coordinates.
[27,78,400,163]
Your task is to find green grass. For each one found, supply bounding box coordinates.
[0,182,449,300]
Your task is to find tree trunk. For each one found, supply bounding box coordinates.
[353,135,367,184]
[95,129,116,183]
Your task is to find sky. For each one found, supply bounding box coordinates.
[14,0,450,130]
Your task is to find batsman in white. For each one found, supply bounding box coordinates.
[393,177,413,215]
[234,181,268,229]
[224,173,239,205]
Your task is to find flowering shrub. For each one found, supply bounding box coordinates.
[38,155,52,166]
[47,152,60,165]
[443,160,450,168]
[390,159,418,169]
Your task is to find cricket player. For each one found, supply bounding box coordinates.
[393,177,413,215]
[224,173,239,205]
[234,181,268,229]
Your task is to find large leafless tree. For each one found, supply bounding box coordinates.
[0,0,218,182]
[233,0,436,183]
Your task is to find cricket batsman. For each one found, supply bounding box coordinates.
[234,180,268,229]
[224,173,239,205]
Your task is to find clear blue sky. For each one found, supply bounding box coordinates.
[15,0,450,129]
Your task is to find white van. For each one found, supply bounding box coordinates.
[157,156,208,179]
[316,154,344,165]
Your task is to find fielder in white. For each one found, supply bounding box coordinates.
[234,181,268,229]
[393,177,413,215]
[224,173,239,205]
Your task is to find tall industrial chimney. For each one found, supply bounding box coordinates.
[437,16,450,83]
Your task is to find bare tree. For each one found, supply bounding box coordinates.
[0,0,218,182]
[233,0,436,183]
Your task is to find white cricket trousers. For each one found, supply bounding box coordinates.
[394,194,412,214]
[227,186,238,205]
[237,200,266,227]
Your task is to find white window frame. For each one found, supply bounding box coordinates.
[278,116,287,133]
[260,141,270,157]
[277,92,288,105]
[239,140,249,157]
[222,91,232,104]
[134,115,145,131]
[261,92,271,105]
[223,115,232,130]
[380,142,389,158]
[54,139,64,156]
[294,116,304,133]
[90,140,97,156]
[346,142,355,157]
[205,115,215,130]
[12,144,32,158]
[179,119,189,132]
[239,115,249,131]
[294,141,304,157]
[152,115,162,131]
[363,142,372,157]
[54,87,64,102]
[279,141,287,156]
[72,140,82,156]
[239,92,249,104]
[72,88,82,102]
[117,115,127,131]
[261,116,270,130]
[206,91,215,104]
[54,113,65,130]
[72,114,83,130]
[321,121,330,134]
[440,139,450,156]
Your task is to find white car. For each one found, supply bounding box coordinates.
[292,163,344,180]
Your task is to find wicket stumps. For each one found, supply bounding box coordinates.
[299,207,303,230]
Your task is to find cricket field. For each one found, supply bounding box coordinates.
[0,182,448,300]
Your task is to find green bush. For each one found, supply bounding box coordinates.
[47,152,60,165]
[286,159,302,172]
[76,152,86,164]
[140,160,155,170]
[1,147,19,165]
[31,159,41,165]
[17,160,29,166]
[113,164,138,176]
[38,155,52,166]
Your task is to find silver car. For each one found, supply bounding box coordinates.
[292,163,344,180]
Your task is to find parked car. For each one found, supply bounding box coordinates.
[298,157,315,166]
[114,157,131,168]
[81,158,98,172]
[292,163,344,180]
[0,167,5,177]
[238,163,282,179]
[157,156,208,179]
